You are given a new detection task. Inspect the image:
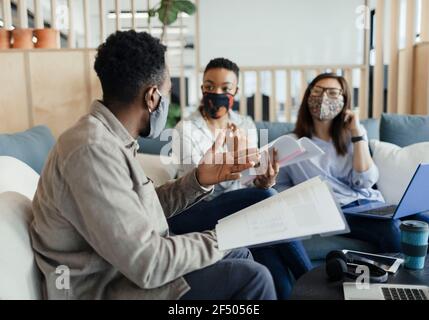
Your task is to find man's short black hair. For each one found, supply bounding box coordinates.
[94,30,167,105]
[204,57,240,81]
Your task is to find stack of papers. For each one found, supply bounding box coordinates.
[216,177,349,251]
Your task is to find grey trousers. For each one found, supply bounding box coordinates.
[180,248,277,300]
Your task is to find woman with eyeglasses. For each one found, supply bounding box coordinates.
[169,57,313,299]
[275,73,429,253]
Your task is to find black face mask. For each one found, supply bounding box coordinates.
[202,92,234,119]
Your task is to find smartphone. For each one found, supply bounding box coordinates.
[342,250,404,274]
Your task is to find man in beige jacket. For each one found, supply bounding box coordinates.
[30,30,276,300]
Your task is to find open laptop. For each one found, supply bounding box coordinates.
[343,282,429,300]
[342,164,429,220]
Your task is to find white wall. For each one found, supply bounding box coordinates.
[199,0,366,68]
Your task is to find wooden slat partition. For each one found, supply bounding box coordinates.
[18,0,29,28]
[421,0,429,42]
[50,0,57,29]
[412,43,429,114]
[2,0,12,29]
[206,64,367,122]
[254,71,262,121]
[84,0,91,48]
[285,70,292,122]
[194,0,201,103]
[299,70,307,101]
[269,70,277,121]
[359,0,370,120]
[67,0,75,48]
[0,52,30,132]
[387,0,400,114]
[147,0,152,34]
[34,0,44,29]
[373,0,385,118]
[179,16,186,115]
[358,67,369,119]
[131,0,137,30]
[115,0,121,31]
[344,68,353,107]
[239,72,247,117]
[0,49,103,137]
[99,0,106,43]
[398,0,417,114]
[239,64,363,72]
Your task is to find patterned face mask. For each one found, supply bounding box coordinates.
[308,94,344,121]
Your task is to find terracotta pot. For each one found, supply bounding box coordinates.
[12,28,34,49]
[0,29,11,49]
[34,28,59,49]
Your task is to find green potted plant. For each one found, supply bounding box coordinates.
[148,0,196,42]
[166,102,182,128]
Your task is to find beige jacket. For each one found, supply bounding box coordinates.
[30,100,225,300]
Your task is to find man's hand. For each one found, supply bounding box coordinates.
[253,149,279,189]
[196,129,260,188]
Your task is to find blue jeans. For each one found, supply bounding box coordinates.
[168,188,313,300]
[181,248,277,300]
[342,199,429,252]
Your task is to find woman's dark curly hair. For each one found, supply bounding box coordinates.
[94,30,167,105]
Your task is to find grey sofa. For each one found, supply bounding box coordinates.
[1,113,428,265]
[136,114,429,264]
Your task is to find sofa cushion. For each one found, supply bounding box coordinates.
[360,118,380,141]
[255,121,295,146]
[0,156,39,200]
[370,140,429,204]
[137,118,381,155]
[0,126,55,174]
[380,114,429,147]
[136,154,177,187]
[0,192,42,300]
[138,135,172,155]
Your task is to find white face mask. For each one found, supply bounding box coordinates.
[145,89,170,139]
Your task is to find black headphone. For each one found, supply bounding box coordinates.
[325,250,388,283]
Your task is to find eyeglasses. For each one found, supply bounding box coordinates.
[310,85,343,99]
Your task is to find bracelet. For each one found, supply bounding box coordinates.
[351,135,365,143]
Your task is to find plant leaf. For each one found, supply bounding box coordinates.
[158,4,179,25]
[147,9,157,17]
[173,1,196,15]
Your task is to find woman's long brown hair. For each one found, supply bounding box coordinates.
[294,73,352,156]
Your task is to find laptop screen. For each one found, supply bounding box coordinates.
[395,164,429,219]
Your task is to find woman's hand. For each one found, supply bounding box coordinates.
[345,110,374,173]
[196,130,260,188]
[254,149,279,189]
[344,109,363,137]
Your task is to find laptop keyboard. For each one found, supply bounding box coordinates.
[360,205,398,216]
[382,287,428,300]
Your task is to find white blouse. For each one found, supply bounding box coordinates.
[172,110,258,200]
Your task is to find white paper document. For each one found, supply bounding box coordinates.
[216,177,349,251]
[240,135,324,184]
